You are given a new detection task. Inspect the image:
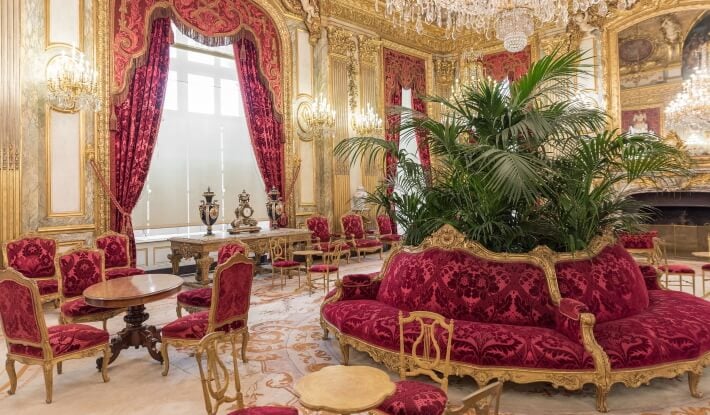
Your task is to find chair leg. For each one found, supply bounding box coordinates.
[689,371,702,398]
[339,342,350,366]
[241,330,249,363]
[595,384,609,413]
[43,363,54,404]
[379,248,382,259]
[6,358,17,395]
[176,304,183,318]
[161,342,170,376]
[57,362,62,375]
[102,319,107,331]
[101,346,111,383]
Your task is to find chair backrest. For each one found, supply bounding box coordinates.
[306,215,331,243]
[449,382,503,415]
[269,237,290,262]
[323,241,344,267]
[377,214,395,235]
[208,254,254,332]
[2,235,57,278]
[217,241,248,265]
[195,331,243,415]
[399,310,454,393]
[95,232,131,269]
[341,214,365,240]
[57,248,106,300]
[0,269,50,356]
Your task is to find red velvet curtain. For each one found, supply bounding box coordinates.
[110,18,172,265]
[233,37,286,225]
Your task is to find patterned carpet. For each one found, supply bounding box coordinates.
[0,256,708,415]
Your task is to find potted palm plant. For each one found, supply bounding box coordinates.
[335,50,690,252]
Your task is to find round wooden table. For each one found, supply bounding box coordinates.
[295,365,396,414]
[84,274,183,367]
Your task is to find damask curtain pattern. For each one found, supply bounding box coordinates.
[111,18,172,265]
[481,47,531,82]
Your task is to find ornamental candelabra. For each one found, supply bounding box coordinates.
[46,46,100,112]
[351,103,383,136]
[300,94,336,140]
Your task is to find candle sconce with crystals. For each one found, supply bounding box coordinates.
[46,45,100,112]
[198,187,220,236]
[229,189,260,234]
[297,94,336,140]
[266,186,284,229]
[351,103,384,137]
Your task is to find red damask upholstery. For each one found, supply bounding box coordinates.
[313,241,349,252]
[341,214,367,239]
[702,264,710,271]
[0,279,42,345]
[177,287,212,308]
[352,239,383,248]
[9,324,108,359]
[594,290,710,369]
[618,231,658,249]
[376,248,557,327]
[554,244,649,323]
[3,236,57,278]
[638,265,661,290]
[377,214,396,236]
[161,311,245,340]
[60,298,109,317]
[310,264,339,273]
[377,380,448,415]
[95,233,131,268]
[307,215,334,243]
[36,279,59,296]
[228,407,299,415]
[58,249,105,299]
[272,259,300,268]
[657,264,695,274]
[106,267,144,280]
[218,242,248,265]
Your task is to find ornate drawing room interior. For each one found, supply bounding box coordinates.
[1,0,710,414]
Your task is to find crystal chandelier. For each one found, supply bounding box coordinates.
[352,103,383,136]
[379,0,610,52]
[666,45,710,133]
[302,94,336,137]
[46,46,100,112]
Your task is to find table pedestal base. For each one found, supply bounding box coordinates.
[96,305,163,369]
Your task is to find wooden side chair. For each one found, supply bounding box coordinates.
[0,268,111,404]
[196,331,298,415]
[376,311,454,415]
[269,237,301,288]
[306,242,343,295]
[162,254,254,375]
[2,234,60,306]
[95,231,144,280]
[306,214,350,263]
[376,214,402,249]
[341,213,383,262]
[57,248,125,331]
[654,238,698,295]
[176,241,249,317]
[447,382,503,415]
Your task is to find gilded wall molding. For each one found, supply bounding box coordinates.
[357,34,381,66]
[278,0,322,44]
[433,57,456,86]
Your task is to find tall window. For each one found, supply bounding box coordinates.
[132,26,267,233]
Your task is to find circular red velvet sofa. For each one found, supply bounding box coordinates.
[320,225,710,412]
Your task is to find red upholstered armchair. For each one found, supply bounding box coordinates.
[176,241,249,317]
[0,268,110,403]
[340,213,383,261]
[618,230,659,264]
[161,253,254,376]
[306,214,350,263]
[95,232,144,280]
[375,214,402,248]
[57,248,124,330]
[2,235,60,305]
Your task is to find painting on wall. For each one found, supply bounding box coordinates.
[621,107,662,136]
[682,12,710,78]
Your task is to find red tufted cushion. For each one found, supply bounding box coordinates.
[310,264,339,273]
[36,279,59,296]
[618,231,658,249]
[554,244,650,323]
[657,264,695,274]
[377,215,395,235]
[5,237,57,278]
[273,260,300,268]
[594,290,710,369]
[322,300,591,370]
[377,380,447,415]
[161,311,244,340]
[60,298,112,318]
[228,407,299,415]
[58,250,104,298]
[0,279,42,344]
[702,263,710,271]
[376,248,556,327]
[218,243,247,265]
[307,215,332,243]
[106,267,144,280]
[342,215,365,239]
[380,234,402,242]
[177,287,212,308]
[9,323,108,359]
[353,239,382,248]
[96,234,130,269]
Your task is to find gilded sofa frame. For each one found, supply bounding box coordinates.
[320,225,708,412]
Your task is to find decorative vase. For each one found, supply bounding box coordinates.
[266,186,284,229]
[198,187,220,236]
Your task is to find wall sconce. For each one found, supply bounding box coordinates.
[351,103,383,137]
[297,94,336,140]
[46,45,100,112]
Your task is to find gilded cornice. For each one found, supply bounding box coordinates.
[327,26,356,57]
[357,34,381,66]
[279,0,322,44]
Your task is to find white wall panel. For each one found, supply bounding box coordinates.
[299,140,315,205]
[297,30,313,95]
[47,0,82,48]
[47,109,82,215]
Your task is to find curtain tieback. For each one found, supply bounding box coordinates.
[89,159,133,232]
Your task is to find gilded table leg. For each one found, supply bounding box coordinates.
[5,358,17,395]
[168,250,183,275]
[195,254,213,285]
[689,371,702,398]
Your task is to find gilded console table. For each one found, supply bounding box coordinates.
[168,228,311,284]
